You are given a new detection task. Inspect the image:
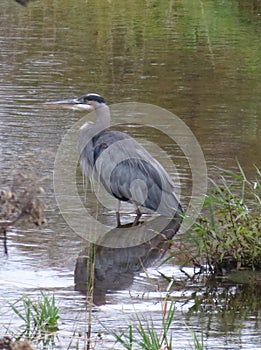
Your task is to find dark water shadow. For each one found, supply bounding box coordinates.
[74,215,181,305]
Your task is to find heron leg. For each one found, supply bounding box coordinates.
[132,207,142,226]
[116,200,121,227]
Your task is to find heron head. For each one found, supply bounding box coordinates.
[43,93,106,111]
[77,93,106,109]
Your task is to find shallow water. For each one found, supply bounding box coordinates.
[0,0,260,349]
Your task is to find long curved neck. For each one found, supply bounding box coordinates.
[95,103,110,129]
[78,103,111,157]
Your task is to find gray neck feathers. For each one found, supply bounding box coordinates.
[95,103,110,130]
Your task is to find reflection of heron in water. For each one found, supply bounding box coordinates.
[15,0,32,6]
[75,216,181,305]
[45,93,183,227]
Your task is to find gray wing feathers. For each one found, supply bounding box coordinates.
[79,129,181,217]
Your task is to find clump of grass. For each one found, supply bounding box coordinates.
[109,299,204,350]
[109,299,174,350]
[10,291,59,343]
[0,170,46,254]
[0,170,46,227]
[189,163,261,274]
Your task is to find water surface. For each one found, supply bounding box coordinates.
[0,0,260,349]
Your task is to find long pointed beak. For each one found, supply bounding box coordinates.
[43,98,94,111]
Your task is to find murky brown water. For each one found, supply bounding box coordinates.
[0,0,260,349]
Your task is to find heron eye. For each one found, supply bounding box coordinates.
[77,95,89,104]
[79,97,88,104]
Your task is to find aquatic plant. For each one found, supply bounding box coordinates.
[109,299,174,350]
[109,299,204,350]
[188,163,261,273]
[10,291,59,343]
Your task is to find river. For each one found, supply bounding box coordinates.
[0,0,260,349]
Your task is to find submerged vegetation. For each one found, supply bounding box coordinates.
[187,164,261,274]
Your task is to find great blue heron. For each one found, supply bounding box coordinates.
[45,93,183,227]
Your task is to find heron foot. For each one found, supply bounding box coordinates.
[116,209,142,227]
[132,208,142,226]
[116,212,121,228]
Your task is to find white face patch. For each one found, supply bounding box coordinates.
[71,104,94,111]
